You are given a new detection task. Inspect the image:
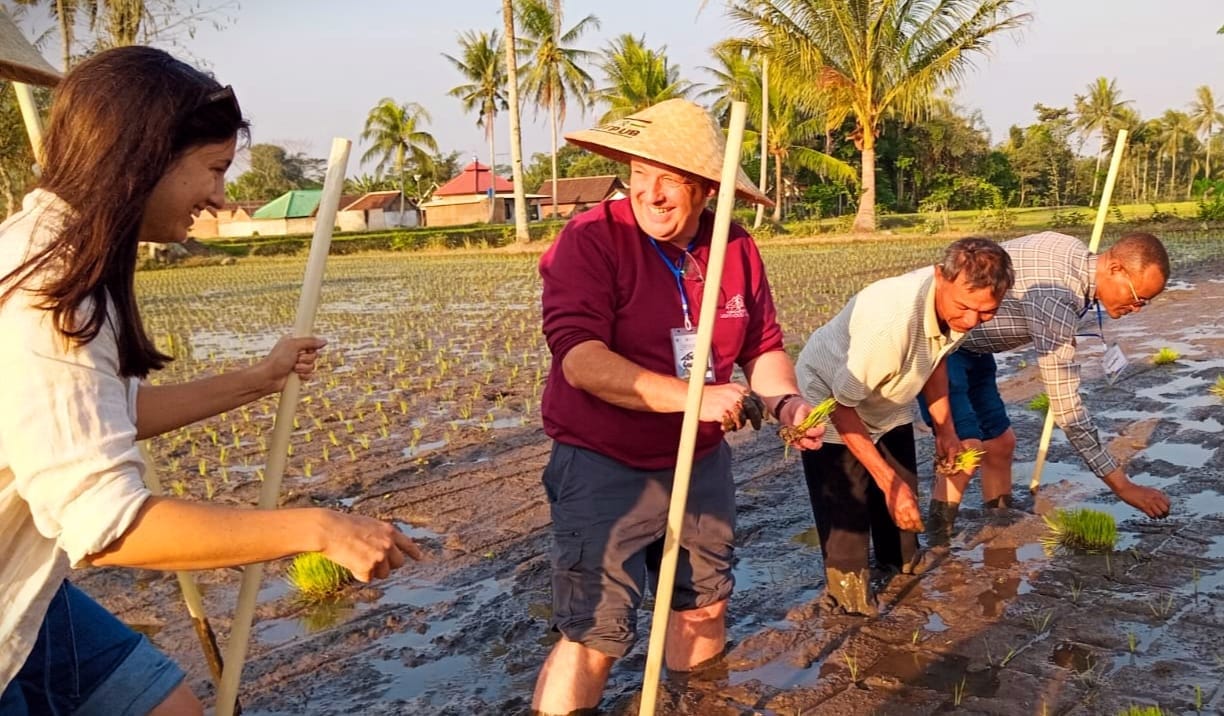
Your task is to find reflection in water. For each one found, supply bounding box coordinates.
[977,575,1022,618]
[868,649,999,698]
[1051,641,1097,673]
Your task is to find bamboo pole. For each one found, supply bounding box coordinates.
[137,444,230,696]
[1029,129,1128,493]
[13,81,44,161]
[638,101,749,716]
[215,138,351,716]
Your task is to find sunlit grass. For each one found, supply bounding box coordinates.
[286,553,352,601]
[1042,508,1117,555]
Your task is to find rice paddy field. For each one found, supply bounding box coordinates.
[75,228,1224,714]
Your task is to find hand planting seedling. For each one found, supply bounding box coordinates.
[286,552,353,601]
[1028,392,1049,411]
[1041,508,1117,555]
[1151,347,1179,365]
[936,447,986,477]
[778,396,837,457]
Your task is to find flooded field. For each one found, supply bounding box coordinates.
[76,233,1224,714]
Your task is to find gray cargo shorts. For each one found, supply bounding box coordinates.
[542,441,736,658]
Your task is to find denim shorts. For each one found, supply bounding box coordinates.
[543,441,736,658]
[0,580,185,716]
[918,349,1011,442]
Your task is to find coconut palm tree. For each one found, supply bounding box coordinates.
[594,34,693,122]
[443,29,508,199]
[503,0,529,238]
[1072,77,1131,201]
[700,43,855,221]
[515,0,599,218]
[360,99,439,220]
[1156,109,1195,200]
[1189,85,1224,183]
[728,0,1030,232]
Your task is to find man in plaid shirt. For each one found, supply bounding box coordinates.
[919,231,1171,536]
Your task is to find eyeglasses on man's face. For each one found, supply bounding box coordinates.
[1121,272,1150,308]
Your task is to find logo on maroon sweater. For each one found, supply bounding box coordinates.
[720,294,748,319]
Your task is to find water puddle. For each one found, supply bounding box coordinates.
[924,612,949,633]
[402,439,448,458]
[1141,442,1216,469]
[369,575,508,702]
[1178,489,1224,520]
[867,649,998,698]
[1050,641,1097,673]
[190,328,281,360]
[728,656,831,688]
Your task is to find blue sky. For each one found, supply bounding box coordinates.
[14,1,1224,177]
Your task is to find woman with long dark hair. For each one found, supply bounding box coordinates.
[0,47,420,715]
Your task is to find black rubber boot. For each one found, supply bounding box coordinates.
[926,498,961,546]
[983,493,1015,510]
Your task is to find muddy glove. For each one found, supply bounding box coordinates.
[721,391,766,431]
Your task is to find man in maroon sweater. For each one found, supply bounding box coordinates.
[532,99,825,714]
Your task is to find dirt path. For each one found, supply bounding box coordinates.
[79,265,1224,715]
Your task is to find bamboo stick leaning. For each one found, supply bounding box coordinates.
[214,137,352,716]
[638,101,749,716]
[137,444,230,695]
[1029,129,1128,493]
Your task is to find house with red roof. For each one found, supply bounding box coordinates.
[419,161,545,227]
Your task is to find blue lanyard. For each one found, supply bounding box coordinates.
[1076,299,1106,342]
[649,238,696,330]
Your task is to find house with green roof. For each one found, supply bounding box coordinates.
[246,189,358,236]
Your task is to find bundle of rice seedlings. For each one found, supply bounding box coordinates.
[286,552,353,601]
[1041,508,1117,555]
[935,447,986,478]
[1151,347,1180,365]
[1028,392,1050,412]
[778,397,837,457]
[1210,375,1224,399]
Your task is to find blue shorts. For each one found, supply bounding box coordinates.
[543,441,736,658]
[0,580,185,716]
[918,349,1011,442]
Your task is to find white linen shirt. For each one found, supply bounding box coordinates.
[795,266,966,444]
[0,189,150,690]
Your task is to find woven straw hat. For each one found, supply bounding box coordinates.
[0,11,60,86]
[565,99,773,207]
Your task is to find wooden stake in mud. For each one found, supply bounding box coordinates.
[215,137,352,716]
[638,101,749,716]
[1029,129,1128,494]
[137,444,230,697]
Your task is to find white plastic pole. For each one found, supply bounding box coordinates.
[638,102,749,716]
[215,137,351,716]
[138,444,228,690]
[1029,129,1127,493]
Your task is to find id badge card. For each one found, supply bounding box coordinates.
[1102,343,1128,384]
[671,327,715,382]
